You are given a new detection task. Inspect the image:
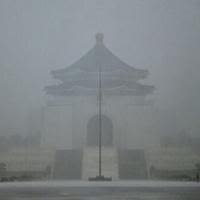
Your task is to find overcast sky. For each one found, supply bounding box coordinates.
[0,0,200,136]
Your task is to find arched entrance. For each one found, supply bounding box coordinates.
[87,115,113,146]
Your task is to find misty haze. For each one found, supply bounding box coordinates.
[0,0,200,199]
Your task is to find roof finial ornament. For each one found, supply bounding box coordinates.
[96,33,104,44]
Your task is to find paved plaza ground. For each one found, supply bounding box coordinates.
[0,181,199,200]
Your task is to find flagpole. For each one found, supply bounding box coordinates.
[89,33,111,181]
[98,64,102,177]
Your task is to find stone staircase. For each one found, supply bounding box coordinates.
[118,149,148,179]
[82,147,119,180]
[53,149,82,179]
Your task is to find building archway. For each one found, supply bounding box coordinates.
[87,115,113,146]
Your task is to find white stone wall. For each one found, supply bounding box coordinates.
[146,147,200,171]
[42,102,73,149]
[0,147,55,172]
[42,95,157,149]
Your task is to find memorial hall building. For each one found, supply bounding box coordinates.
[43,33,155,150]
[1,34,199,181]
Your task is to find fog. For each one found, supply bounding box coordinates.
[0,0,200,139]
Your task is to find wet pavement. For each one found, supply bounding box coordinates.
[0,180,199,200]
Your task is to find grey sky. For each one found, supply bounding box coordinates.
[0,0,200,136]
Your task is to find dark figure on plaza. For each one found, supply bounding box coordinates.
[196,173,200,182]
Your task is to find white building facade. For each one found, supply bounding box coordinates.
[42,33,156,151]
